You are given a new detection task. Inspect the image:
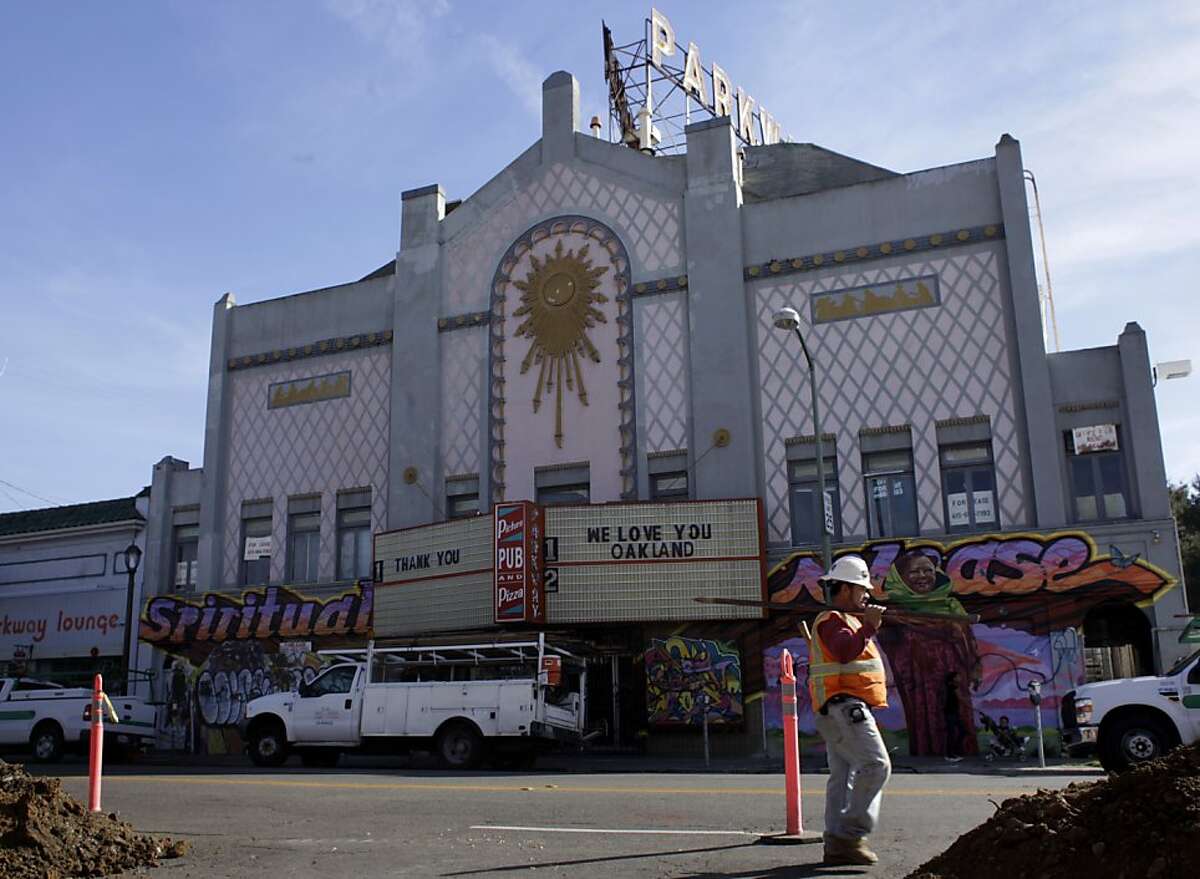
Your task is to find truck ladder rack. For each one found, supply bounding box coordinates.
[319,634,584,669]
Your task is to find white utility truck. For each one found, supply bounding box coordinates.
[243,636,587,769]
[1061,647,1200,771]
[0,677,158,762]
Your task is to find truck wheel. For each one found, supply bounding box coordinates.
[1099,713,1174,772]
[248,720,289,768]
[30,722,64,763]
[437,722,484,770]
[299,749,341,768]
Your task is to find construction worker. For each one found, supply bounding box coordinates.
[808,554,891,866]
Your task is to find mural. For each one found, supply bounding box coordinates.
[764,625,1084,758]
[763,532,1173,757]
[158,640,330,755]
[142,583,372,753]
[644,637,743,726]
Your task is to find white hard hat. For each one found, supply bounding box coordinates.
[822,555,873,590]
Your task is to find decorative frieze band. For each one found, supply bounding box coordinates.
[743,224,1006,283]
[227,330,392,371]
[632,274,689,297]
[437,311,490,332]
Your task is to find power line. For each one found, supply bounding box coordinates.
[0,477,65,508]
[0,483,26,511]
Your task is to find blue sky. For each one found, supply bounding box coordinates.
[1,0,1197,510]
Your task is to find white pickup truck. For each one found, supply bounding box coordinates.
[1061,647,1200,771]
[0,677,158,762]
[243,636,587,769]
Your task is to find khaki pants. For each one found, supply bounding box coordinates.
[814,698,892,840]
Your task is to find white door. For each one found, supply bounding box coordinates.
[293,665,359,743]
[1183,657,1200,741]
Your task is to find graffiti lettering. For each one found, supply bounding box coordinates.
[140,584,373,651]
[768,531,1173,606]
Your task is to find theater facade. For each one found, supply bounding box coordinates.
[137,66,1189,758]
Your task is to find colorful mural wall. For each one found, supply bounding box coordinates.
[644,637,743,726]
[142,583,372,753]
[763,532,1174,757]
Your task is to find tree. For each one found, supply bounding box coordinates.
[1169,475,1200,613]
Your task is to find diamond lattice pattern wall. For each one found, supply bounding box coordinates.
[440,327,485,479]
[754,246,1027,544]
[635,292,690,454]
[222,348,391,586]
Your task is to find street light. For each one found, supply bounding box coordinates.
[121,542,142,696]
[773,306,833,573]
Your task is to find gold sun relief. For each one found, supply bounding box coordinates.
[512,239,610,447]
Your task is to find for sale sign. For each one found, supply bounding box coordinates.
[494,502,544,624]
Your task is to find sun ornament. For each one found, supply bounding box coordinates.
[512,239,609,447]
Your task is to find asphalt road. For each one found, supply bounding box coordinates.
[36,763,1098,879]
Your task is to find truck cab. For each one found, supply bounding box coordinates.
[1062,648,1200,771]
[244,636,587,770]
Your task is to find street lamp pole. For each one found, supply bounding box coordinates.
[774,307,832,572]
[121,542,142,697]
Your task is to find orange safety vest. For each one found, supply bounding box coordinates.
[808,610,888,710]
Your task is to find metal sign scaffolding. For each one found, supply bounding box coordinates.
[603,13,786,155]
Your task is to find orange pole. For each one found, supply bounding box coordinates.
[780,650,803,835]
[88,673,104,813]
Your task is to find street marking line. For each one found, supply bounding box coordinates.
[97,775,1039,798]
[471,825,758,836]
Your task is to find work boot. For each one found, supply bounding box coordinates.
[822,834,879,866]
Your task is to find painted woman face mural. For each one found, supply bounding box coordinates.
[877,549,982,758]
[897,552,937,594]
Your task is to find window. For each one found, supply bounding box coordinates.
[305,665,356,696]
[650,471,689,500]
[1066,430,1130,521]
[788,455,841,545]
[864,449,918,538]
[940,443,998,533]
[240,501,273,586]
[287,496,321,583]
[535,464,590,506]
[172,524,199,591]
[337,490,373,581]
[648,451,689,501]
[446,476,480,520]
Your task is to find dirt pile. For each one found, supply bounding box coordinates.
[908,743,1200,879]
[0,760,187,879]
